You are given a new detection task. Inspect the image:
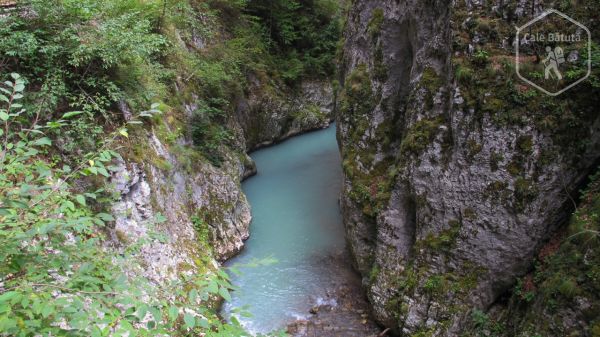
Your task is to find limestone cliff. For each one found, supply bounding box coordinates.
[237,78,334,150]
[337,0,600,335]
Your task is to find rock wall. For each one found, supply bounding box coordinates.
[337,0,600,335]
[237,77,334,150]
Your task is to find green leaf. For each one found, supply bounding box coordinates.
[218,287,232,302]
[33,137,52,146]
[0,291,19,304]
[149,306,161,322]
[119,129,128,138]
[20,296,30,308]
[97,167,110,177]
[154,213,167,223]
[0,316,17,330]
[91,327,102,337]
[168,306,179,321]
[198,318,210,329]
[75,195,86,206]
[0,111,9,121]
[207,279,219,294]
[97,213,115,221]
[62,111,84,119]
[136,305,148,320]
[189,289,198,303]
[41,304,53,318]
[183,313,195,329]
[63,200,76,212]
[10,73,20,80]
[5,199,28,209]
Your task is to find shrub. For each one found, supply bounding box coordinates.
[473,50,490,67]
[190,99,233,165]
[0,74,255,336]
[0,0,168,153]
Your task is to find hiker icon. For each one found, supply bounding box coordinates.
[543,46,565,80]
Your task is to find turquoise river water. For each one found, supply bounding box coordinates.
[222,124,347,334]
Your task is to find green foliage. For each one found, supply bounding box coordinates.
[469,309,506,337]
[0,77,258,336]
[0,0,168,152]
[244,0,342,81]
[420,67,443,92]
[1,0,341,164]
[514,278,536,303]
[472,50,490,67]
[516,135,533,154]
[423,275,444,294]
[400,117,444,156]
[339,64,373,116]
[561,42,600,88]
[500,167,600,335]
[583,41,600,88]
[513,177,537,212]
[367,8,384,39]
[190,99,233,166]
[455,63,474,84]
[191,214,211,249]
[369,264,381,283]
[418,220,462,252]
[373,45,388,82]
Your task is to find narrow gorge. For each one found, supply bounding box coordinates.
[1,0,599,336]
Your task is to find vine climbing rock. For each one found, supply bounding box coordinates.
[336,0,600,335]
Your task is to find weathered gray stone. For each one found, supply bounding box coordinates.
[236,78,334,150]
[337,0,600,335]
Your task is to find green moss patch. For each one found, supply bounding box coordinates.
[367,8,384,39]
[400,116,444,156]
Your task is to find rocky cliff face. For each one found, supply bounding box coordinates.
[107,77,333,291]
[237,78,334,150]
[337,0,600,335]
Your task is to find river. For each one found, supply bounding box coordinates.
[222,124,380,336]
